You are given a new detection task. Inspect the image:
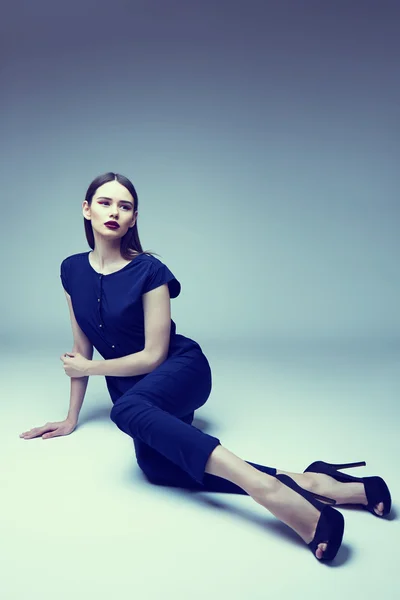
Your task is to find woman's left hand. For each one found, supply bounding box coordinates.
[60,352,91,377]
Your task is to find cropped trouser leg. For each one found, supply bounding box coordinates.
[133,412,276,494]
[109,350,276,491]
[110,392,221,485]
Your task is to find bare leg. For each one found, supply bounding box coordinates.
[205,445,330,559]
[276,469,384,516]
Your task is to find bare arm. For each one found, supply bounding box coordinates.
[19,291,94,440]
[87,349,157,377]
[64,290,94,424]
[85,285,171,377]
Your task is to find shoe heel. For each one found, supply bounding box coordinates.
[329,461,366,470]
[304,460,392,518]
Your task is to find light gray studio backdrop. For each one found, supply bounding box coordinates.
[1,2,399,600]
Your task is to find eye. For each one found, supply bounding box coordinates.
[99,201,130,210]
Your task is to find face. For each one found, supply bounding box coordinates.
[83,180,138,237]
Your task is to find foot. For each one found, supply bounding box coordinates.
[277,470,384,516]
[251,476,331,560]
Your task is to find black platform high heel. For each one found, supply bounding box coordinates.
[275,473,345,561]
[303,461,392,517]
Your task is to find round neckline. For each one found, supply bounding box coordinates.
[86,251,143,277]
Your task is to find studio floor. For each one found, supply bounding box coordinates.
[3,341,399,600]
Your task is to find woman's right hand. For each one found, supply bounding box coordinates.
[19,419,77,440]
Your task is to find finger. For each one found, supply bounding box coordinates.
[43,430,58,439]
[21,425,49,438]
[26,428,42,436]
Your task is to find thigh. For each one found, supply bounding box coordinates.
[115,349,212,419]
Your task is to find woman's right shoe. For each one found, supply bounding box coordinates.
[275,473,345,561]
[303,461,392,517]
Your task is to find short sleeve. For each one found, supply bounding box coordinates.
[143,259,181,298]
[60,258,71,294]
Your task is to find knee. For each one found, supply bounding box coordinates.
[109,401,131,430]
[134,439,154,475]
[110,394,150,425]
[110,403,121,424]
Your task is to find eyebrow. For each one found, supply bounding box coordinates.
[97,196,133,206]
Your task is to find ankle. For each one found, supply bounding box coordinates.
[251,473,280,503]
[301,472,320,494]
[275,470,318,494]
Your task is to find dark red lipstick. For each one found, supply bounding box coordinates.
[104,221,120,229]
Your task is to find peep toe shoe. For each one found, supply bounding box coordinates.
[275,473,345,561]
[303,460,392,517]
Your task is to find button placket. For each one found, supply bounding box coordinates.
[97,273,116,351]
[98,274,103,328]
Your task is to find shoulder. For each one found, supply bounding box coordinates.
[137,252,161,264]
[61,251,88,267]
[60,252,87,295]
[135,253,167,272]
[140,254,181,298]
[61,251,87,262]
[140,253,175,276]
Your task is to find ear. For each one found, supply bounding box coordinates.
[83,200,91,219]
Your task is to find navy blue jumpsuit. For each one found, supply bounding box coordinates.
[60,251,275,493]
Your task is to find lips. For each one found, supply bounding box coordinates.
[104,222,120,229]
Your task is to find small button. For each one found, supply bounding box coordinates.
[99,324,102,327]
[98,298,100,302]
[111,345,115,348]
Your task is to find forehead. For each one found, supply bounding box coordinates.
[94,181,133,201]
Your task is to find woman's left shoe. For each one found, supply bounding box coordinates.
[303,460,392,517]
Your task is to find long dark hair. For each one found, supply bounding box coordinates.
[83,172,160,260]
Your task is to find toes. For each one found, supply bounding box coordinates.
[316,542,328,559]
[374,502,384,515]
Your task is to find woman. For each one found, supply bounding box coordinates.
[20,172,391,562]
